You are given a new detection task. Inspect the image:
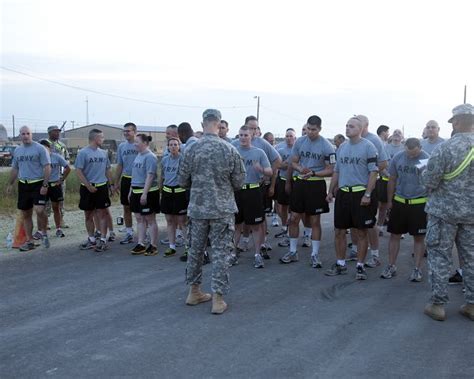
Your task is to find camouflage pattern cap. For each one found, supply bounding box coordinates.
[448,103,474,123]
[48,125,60,133]
[202,109,222,121]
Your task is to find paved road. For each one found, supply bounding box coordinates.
[1,213,472,378]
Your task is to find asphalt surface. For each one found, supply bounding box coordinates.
[1,212,473,378]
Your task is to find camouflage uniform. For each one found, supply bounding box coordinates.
[422,128,474,305]
[178,123,245,295]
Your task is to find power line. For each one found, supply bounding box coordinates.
[260,105,305,123]
[1,65,254,110]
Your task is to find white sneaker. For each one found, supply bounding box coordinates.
[271,215,279,227]
[302,236,311,247]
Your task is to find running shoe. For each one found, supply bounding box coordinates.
[274,230,287,238]
[131,244,147,255]
[55,229,65,238]
[229,253,239,266]
[19,241,36,251]
[356,265,368,280]
[260,246,271,260]
[160,238,170,246]
[42,234,50,249]
[164,247,176,257]
[254,254,264,268]
[203,251,211,265]
[80,239,96,250]
[278,238,290,247]
[410,268,423,282]
[108,231,116,242]
[176,235,185,247]
[94,230,101,239]
[180,250,188,262]
[365,256,381,268]
[120,233,134,245]
[271,215,279,227]
[144,244,158,256]
[302,236,311,247]
[325,263,348,276]
[449,270,463,285]
[346,250,358,261]
[380,265,397,279]
[32,231,43,240]
[279,251,299,264]
[310,255,322,268]
[95,239,107,252]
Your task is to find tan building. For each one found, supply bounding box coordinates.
[63,123,167,155]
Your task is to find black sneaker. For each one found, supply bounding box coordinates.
[356,265,368,280]
[131,244,147,255]
[325,263,348,276]
[179,250,188,262]
[449,271,463,285]
[274,230,287,238]
[260,246,271,260]
[144,244,158,256]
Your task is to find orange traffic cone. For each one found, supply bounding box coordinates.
[12,212,27,248]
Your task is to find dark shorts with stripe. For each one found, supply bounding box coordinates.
[130,188,160,215]
[334,189,377,229]
[235,187,264,225]
[120,176,132,206]
[79,184,111,211]
[261,183,274,213]
[387,199,427,235]
[275,176,290,205]
[47,183,64,203]
[160,186,188,215]
[290,179,329,215]
[376,178,389,203]
[17,181,48,210]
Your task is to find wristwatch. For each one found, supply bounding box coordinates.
[363,192,371,198]
[42,183,49,188]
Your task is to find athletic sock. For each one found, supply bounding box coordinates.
[126,227,133,234]
[289,238,298,253]
[89,236,96,243]
[242,237,250,244]
[311,240,320,256]
[357,262,364,268]
[304,227,311,237]
[169,244,176,250]
[371,249,379,257]
[337,259,346,266]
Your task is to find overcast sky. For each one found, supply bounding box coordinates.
[1,0,473,139]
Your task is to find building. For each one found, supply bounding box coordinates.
[63,123,167,155]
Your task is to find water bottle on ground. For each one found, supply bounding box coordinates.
[6,232,13,249]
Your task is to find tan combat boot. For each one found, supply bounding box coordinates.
[460,303,474,321]
[185,284,211,306]
[424,303,446,321]
[211,293,228,315]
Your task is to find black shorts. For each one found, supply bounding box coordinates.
[290,179,329,215]
[334,189,377,229]
[130,188,160,215]
[261,183,273,213]
[387,200,427,235]
[376,178,389,203]
[120,176,132,206]
[160,186,188,215]
[79,184,111,211]
[47,183,64,203]
[235,187,264,225]
[17,181,48,210]
[275,176,290,205]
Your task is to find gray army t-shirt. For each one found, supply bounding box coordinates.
[276,143,293,178]
[421,137,445,156]
[117,141,138,176]
[75,146,110,183]
[235,145,271,184]
[50,153,69,182]
[131,150,158,187]
[291,135,336,175]
[389,150,429,199]
[161,154,181,187]
[13,141,51,180]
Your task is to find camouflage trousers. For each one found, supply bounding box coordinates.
[426,214,474,304]
[185,215,235,295]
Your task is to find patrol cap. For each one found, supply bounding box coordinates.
[448,103,474,123]
[202,109,222,121]
[48,125,60,133]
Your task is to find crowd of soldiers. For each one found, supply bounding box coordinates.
[7,104,473,319]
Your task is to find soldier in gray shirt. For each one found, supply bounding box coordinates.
[7,126,51,251]
[114,122,138,244]
[421,120,445,155]
[234,126,272,269]
[178,109,245,315]
[326,116,379,280]
[75,128,114,252]
[218,120,232,143]
[381,138,430,282]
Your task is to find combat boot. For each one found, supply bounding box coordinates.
[460,303,474,321]
[185,284,211,306]
[424,303,446,321]
[211,293,228,315]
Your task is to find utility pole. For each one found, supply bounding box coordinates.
[71,120,75,129]
[85,96,89,125]
[464,85,467,104]
[12,115,15,138]
[254,95,260,121]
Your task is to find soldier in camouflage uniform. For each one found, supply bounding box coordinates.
[178,109,245,315]
[422,103,474,321]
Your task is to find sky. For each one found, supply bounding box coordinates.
[1,0,473,139]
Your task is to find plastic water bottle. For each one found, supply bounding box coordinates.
[6,232,13,249]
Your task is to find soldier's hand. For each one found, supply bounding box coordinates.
[360,196,371,206]
[87,185,98,193]
[140,193,147,205]
[253,162,263,173]
[326,193,333,203]
[301,167,311,175]
[40,186,48,196]
[386,201,392,210]
[268,186,275,198]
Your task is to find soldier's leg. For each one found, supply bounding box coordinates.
[456,223,474,304]
[186,219,209,286]
[208,215,235,295]
[426,215,457,304]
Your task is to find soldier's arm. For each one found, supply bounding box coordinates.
[42,164,51,184]
[230,150,245,190]
[114,164,123,187]
[8,167,18,186]
[178,154,191,189]
[377,160,388,172]
[421,149,445,189]
[387,174,396,208]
